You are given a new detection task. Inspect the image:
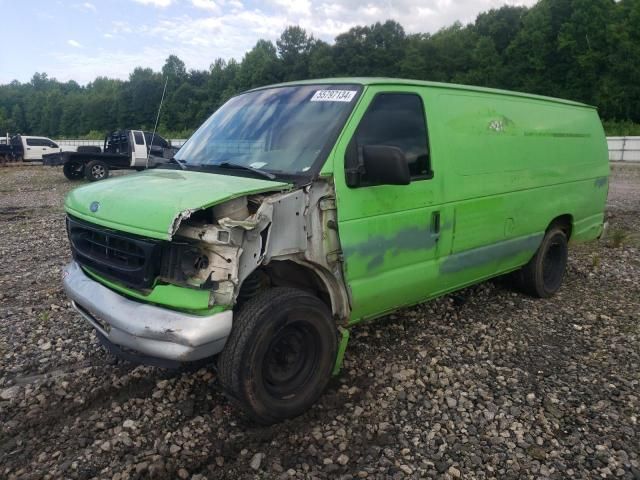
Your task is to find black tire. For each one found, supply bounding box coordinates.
[77,145,102,154]
[519,227,568,298]
[63,161,84,180]
[218,287,338,424]
[85,160,109,182]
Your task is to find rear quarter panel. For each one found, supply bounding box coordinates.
[425,89,608,288]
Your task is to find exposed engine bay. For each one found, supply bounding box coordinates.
[163,182,350,319]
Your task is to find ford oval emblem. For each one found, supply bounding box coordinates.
[90,201,100,213]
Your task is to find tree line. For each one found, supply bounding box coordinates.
[0,0,638,139]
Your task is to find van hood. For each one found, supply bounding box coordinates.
[64,169,289,240]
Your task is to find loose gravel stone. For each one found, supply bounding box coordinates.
[0,164,639,479]
[250,452,264,470]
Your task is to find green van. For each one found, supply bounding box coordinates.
[62,78,609,423]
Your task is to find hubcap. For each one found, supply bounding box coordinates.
[91,165,105,178]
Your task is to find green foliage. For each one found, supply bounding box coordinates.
[1,0,639,138]
[602,120,640,136]
[609,229,629,248]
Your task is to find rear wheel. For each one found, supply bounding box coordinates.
[217,287,338,424]
[85,160,109,182]
[519,227,568,298]
[63,161,84,180]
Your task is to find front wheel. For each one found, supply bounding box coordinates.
[518,227,568,298]
[63,161,84,180]
[217,287,338,424]
[84,160,109,182]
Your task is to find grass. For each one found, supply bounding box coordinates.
[609,229,629,248]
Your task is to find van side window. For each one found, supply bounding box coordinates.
[348,93,430,184]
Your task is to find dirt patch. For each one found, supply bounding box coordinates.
[0,164,639,479]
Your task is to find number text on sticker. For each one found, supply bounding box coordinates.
[310,90,357,102]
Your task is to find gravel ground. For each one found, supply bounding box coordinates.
[0,164,639,480]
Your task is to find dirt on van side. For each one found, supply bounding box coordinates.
[0,164,639,480]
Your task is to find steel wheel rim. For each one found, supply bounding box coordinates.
[262,322,320,399]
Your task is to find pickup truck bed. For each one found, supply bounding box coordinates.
[43,151,131,168]
[43,130,177,181]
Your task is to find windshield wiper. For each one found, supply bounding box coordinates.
[168,157,187,170]
[217,162,276,180]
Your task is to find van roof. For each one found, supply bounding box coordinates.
[250,77,594,109]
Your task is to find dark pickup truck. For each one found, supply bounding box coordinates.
[44,130,178,181]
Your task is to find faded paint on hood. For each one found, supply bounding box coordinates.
[64,169,290,239]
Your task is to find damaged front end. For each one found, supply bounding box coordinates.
[165,195,271,307]
[64,177,351,364]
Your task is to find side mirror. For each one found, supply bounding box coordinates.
[361,145,411,186]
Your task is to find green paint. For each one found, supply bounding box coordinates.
[63,78,609,360]
[342,224,439,271]
[329,81,608,323]
[440,233,544,274]
[332,327,350,376]
[83,267,229,315]
[65,169,289,240]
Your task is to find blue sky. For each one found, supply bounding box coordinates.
[0,0,536,85]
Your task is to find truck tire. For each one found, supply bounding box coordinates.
[85,160,109,182]
[63,161,84,180]
[518,227,568,298]
[77,146,102,154]
[217,287,338,424]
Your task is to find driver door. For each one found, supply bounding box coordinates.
[130,130,148,167]
[333,86,449,323]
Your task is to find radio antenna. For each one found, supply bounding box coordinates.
[147,75,169,167]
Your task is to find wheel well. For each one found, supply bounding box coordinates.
[548,214,573,239]
[237,260,332,311]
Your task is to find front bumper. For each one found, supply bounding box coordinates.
[62,261,232,363]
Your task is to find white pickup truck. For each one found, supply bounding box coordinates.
[0,134,76,162]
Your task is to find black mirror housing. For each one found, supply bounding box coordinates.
[361,145,411,186]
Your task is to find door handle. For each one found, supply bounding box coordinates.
[430,211,440,242]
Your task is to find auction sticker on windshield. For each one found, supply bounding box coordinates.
[310,90,357,102]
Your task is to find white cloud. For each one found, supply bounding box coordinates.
[192,0,219,12]
[81,2,96,12]
[133,0,173,7]
[33,0,540,84]
[271,0,311,16]
[50,47,169,83]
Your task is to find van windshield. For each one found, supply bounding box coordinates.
[174,84,361,180]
